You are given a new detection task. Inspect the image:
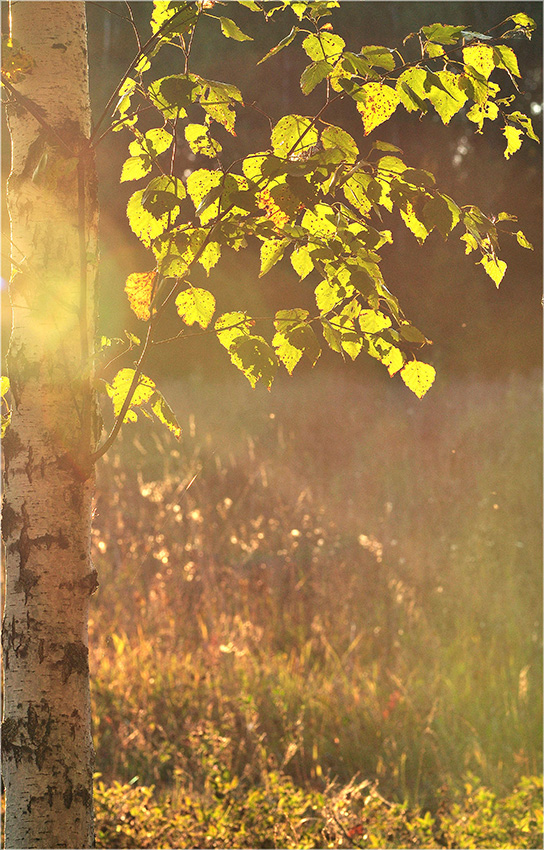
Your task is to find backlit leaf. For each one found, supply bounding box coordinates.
[125,270,157,320]
[302,32,345,63]
[290,245,314,279]
[148,75,198,119]
[480,254,507,287]
[199,241,222,274]
[400,360,436,398]
[150,390,181,439]
[357,84,401,135]
[185,123,222,157]
[230,335,278,389]
[321,125,359,162]
[425,71,468,124]
[260,237,290,276]
[503,125,523,159]
[258,27,299,65]
[463,44,495,80]
[150,1,198,36]
[515,230,533,250]
[219,17,253,41]
[493,45,520,77]
[271,114,319,158]
[175,287,216,328]
[121,155,152,183]
[300,60,333,95]
[107,369,155,421]
[421,23,465,45]
[359,45,395,70]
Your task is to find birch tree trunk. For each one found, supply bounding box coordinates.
[2,3,98,847]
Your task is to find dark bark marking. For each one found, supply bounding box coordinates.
[24,445,34,482]
[60,568,98,595]
[58,640,89,683]
[1,500,20,542]
[2,427,24,483]
[63,779,73,809]
[27,703,38,740]
[38,638,45,662]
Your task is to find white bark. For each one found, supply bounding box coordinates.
[2,3,98,847]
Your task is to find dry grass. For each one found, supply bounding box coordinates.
[90,370,542,818]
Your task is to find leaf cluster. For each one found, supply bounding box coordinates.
[95,1,538,443]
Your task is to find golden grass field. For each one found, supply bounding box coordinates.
[90,369,542,848]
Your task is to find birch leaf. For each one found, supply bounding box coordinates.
[357,84,401,135]
[175,287,216,328]
[400,360,436,398]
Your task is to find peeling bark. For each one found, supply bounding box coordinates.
[2,3,98,847]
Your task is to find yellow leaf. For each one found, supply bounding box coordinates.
[401,360,436,398]
[503,125,523,159]
[124,271,157,320]
[357,84,401,135]
[480,255,507,287]
[463,44,495,80]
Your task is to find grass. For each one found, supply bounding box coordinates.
[89,369,542,847]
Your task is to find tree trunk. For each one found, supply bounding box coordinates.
[2,3,98,847]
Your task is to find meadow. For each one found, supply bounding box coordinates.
[90,369,542,848]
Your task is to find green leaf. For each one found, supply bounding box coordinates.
[508,13,536,35]
[400,360,436,398]
[186,168,223,222]
[460,232,478,254]
[153,227,207,276]
[358,310,391,333]
[273,313,321,374]
[215,311,253,350]
[106,369,156,421]
[150,390,181,439]
[421,23,465,45]
[199,78,243,134]
[151,1,198,36]
[175,286,216,328]
[508,111,540,142]
[493,45,520,78]
[359,45,395,70]
[121,155,152,183]
[142,175,185,217]
[257,26,299,65]
[218,16,253,41]
[230,335,278,389]
[300,60,333,95]
[515,230,534,250]
[480,254,507,287]
[148,75,198,119]
[503,125,523,159]
[260,237,290,276]
[372,140,403,153]
[425,71,468,124]
[127,187,175,247]
[301,203,337,238]
[302,32,345,63]
[199,241,222,274]
[396,68,430,113]
[400,202,430,243]
[271,114,319,159]
[184,123,222,157]
[321,125,359,162]
[422,194,457,237]
[290,245,314,279]
[129,128,173,158]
